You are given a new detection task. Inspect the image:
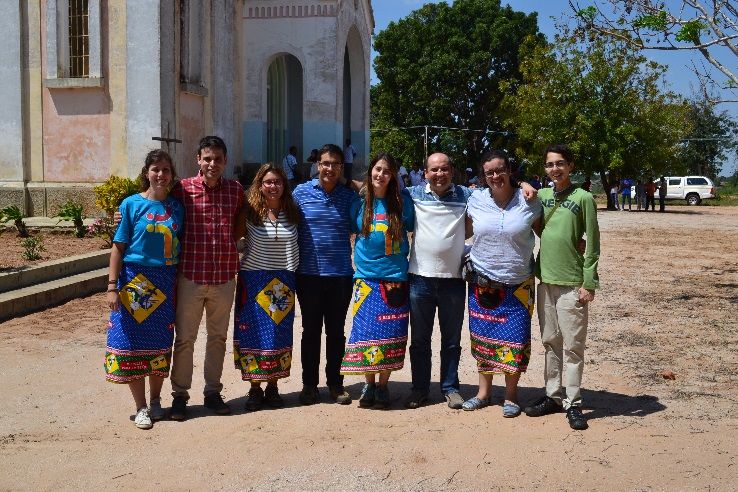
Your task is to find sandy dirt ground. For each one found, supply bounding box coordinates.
[0,228,106,271]
[1,206,737,491]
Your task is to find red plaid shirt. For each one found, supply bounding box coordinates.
[171,174,244,285]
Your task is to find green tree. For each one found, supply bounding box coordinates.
[570,1,738,103]
[371,0,545,172]
[680,94,738,178]
[501,35,691,208]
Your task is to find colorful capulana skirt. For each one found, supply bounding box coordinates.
[233,269,295,381]
[341,278,409,375]
[468,276,535,374]
[104,263,176,383]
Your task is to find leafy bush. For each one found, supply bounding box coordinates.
[94,176,139,215]
[93,176,139,247]
[0,205,29,237]
[54,200,86,237]
[20,236,46,261]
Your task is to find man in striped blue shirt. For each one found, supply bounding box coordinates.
[292,143,358,405]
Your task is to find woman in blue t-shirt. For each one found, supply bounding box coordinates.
[340,152,415,409]
[104,150,184,430]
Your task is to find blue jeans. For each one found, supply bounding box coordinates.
[408,274,465,395]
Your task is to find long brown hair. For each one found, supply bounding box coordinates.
[360,152,404,242]
[245,163,300,226]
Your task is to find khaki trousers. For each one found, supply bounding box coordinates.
[170,276,236,399]
[536,283,588,409]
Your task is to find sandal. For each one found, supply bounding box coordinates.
[264,385,284,408]
[503,402,521,418]
[461,397,489,411]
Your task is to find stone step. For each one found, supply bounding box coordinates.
[0,267,108,322]
[0,250,110,293]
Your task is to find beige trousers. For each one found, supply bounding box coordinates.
[536,283,589,409]
[170,276,236,399]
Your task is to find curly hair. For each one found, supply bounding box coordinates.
[245,163,300,226]
[360,152,404,242]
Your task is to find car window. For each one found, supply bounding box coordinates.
[687,178,708,185]
[669,178,681,186]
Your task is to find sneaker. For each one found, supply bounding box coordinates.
[204,393,231,415]
[245,387,264,412]
[359,383,376,408]
[264,385,284,408]
[566,406,589,430]
[299,385,320,405]
[149,397,165,421]
[403,389,429,409]
[523,396,563,417]
[445,391,464,409]
[461,397,489,411]
[328,385,352,405]
[373,385,390,410]
[169,395,188,421]
[134,407,153,429]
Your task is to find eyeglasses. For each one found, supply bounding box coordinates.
[484,170,507,177]
[544,160,570,169]
[262,180,284,187]
[319,161,342,169]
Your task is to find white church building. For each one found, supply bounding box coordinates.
[0,0,374,216]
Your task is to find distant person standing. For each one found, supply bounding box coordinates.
[343,139,357,184]
[282,146,300,189]
[645,177,657,211]
[658,176,668,212]
[409,162,424,186]
[609,180,620,210]
[307,149,320,180]
[620,177,633,211]
[635,180,646,211]
[581,177,591,192]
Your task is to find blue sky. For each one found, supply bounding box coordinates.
[369,1,738,175]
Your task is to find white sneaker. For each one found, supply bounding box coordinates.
[149,397,165,421]
[134,407,153,429]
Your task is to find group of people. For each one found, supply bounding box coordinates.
[104,136,600,432]
[610,176,667,212]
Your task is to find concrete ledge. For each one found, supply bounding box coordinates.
[0,267,107,322]
[0,250,110,293]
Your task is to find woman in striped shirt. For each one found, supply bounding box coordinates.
[234,163,300,410]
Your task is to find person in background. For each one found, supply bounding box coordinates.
[341,152,415,409]
[398,157,409,188]
[635,179,646,211]
[530,174,543,190]
[307,149,320,180]
[620,176,633,211]
[105,150,184,429]
[524,143,600,431]
[343,139,357,185]
[645,177,657,212]
[466,168,480,187]
[282,146,300,189]
[462,150,542,417]
[409,162,424,187]
[581,177,591,192]
[659,176,668,212]
[235,164,300,411]
[609,179,620,210]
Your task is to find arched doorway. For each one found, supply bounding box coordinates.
[267,54,303,163]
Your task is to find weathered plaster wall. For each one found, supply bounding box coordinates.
[178,93,206,177]
[0,2,25,182]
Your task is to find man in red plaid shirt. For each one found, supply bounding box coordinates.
[168,136,244,420]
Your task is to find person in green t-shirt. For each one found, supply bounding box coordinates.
[523,143,600,431]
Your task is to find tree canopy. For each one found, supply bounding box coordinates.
[681,94,738,178]
[501,34,691,201]
[569,1,738,103]
[371,0,545,170]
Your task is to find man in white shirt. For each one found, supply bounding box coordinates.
[343,139,356,184]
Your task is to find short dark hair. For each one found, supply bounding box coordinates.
[543,143,574,163]
[140,149,176,191]
[318,143,344,163]
[198,135,227,156]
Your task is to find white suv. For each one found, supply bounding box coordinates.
[659,176,715,205]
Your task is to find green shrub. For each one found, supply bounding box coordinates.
[54,200,86,237]
[0,205,29,237]
[20,236,46,261]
